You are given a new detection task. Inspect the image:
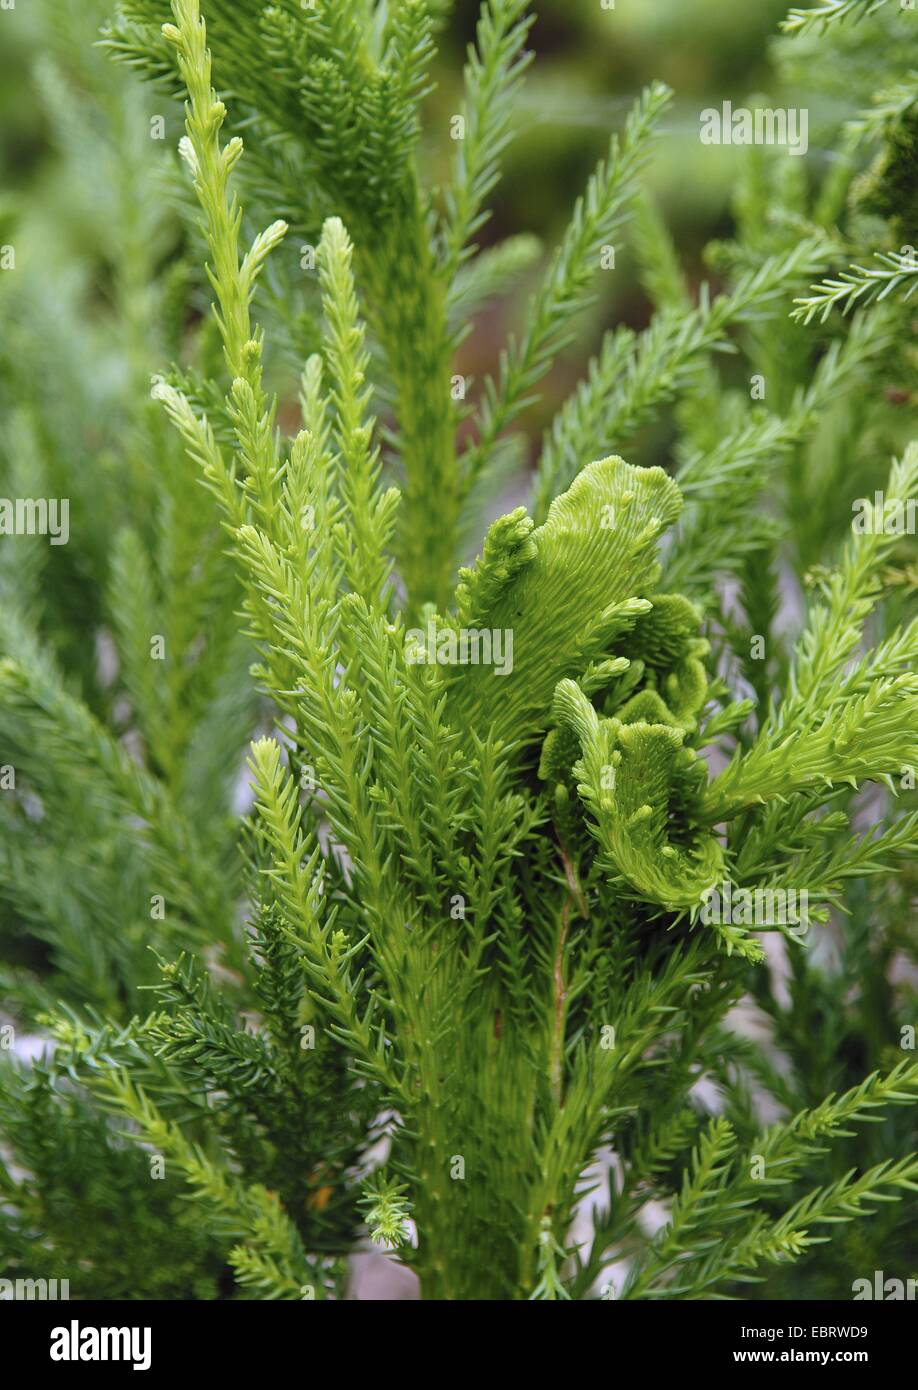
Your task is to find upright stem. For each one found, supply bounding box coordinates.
[359,184,459,616]
[550,899,571,1108]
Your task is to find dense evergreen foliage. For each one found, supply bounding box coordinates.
[1,0,916,1299]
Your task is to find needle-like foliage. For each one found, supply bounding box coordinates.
[1,0,916,1300]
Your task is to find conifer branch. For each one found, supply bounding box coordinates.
[534,236,832,519]
[4,0,917,1305]
[781,0,891,36]
[461,81,672,498]
[441,0,535,278]
[792,249,918,323]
